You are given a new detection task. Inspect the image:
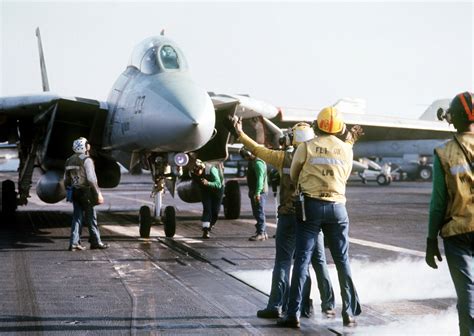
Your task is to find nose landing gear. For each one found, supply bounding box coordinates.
[138,153,183,238]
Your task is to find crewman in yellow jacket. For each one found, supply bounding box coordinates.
[234,120,335,319]
[425,91,474,336]
[278,106,362,328]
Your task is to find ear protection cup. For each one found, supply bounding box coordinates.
[285,133,293,147]
[458,92,474,121]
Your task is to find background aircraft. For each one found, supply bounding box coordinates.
[271,98,455,185]
[0,29,279,237]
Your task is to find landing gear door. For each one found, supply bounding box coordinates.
[195,102,238,162]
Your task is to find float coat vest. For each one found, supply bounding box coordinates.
[298,135,353,204]
[435,134,474,237]
[64,153,91,189]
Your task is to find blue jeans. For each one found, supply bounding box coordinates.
[443,232,474,336]
[267,213,335,313]
[287,197,361,319]
[201,187,224,226]
[250,193,266,234]
[70,198,102,246]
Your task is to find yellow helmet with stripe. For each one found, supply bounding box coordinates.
[316,106,344,134]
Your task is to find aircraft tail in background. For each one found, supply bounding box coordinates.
[418,99,451,121]
[35,27,50,92]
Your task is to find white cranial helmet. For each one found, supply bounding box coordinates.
[292,122,314,146]
[72,137,88,154]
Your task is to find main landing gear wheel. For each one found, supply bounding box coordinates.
[223,180,241,219]
[376,174,392,186]
[1,180,17,224]
[139,205,152,238]
[163,206,176,238]
[418,166,432,181]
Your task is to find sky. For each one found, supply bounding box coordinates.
[1,1,473,118]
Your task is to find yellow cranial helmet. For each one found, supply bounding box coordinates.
[316,106,344,134]
[291,122,314,146]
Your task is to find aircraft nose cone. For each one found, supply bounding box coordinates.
[141,73,215,152]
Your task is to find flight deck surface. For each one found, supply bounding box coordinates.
[0,172,457,335]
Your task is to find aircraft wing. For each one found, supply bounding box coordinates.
[273,107,455,141]
[0,93,109,171]
[0,93,108,142]
[0,92,108,117]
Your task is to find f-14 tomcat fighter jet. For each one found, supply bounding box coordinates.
[0,28,279,237]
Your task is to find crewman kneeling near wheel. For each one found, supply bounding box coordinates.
[192,159,225,239]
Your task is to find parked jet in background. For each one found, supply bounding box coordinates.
[272,98,454,185]
[0,28,279,237]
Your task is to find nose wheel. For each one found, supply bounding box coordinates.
[163,206,176,238]
[138,200,176,239]
[139,205,152,238]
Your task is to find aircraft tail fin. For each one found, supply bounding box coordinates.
[35,27,50,92]
[419,99,451,121]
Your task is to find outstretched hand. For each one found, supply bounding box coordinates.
[348,125,364,143]
[425,238,442,269]
[223,115,242,138]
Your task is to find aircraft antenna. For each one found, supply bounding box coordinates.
[35,27,50,92]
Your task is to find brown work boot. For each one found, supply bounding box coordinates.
[68,244,86,251]
[323,308,336,317]
[343,315,357,327]
[249,232,267,241]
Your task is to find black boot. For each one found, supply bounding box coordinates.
[276,315,300,328]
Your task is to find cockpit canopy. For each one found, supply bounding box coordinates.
[129,36,189,75]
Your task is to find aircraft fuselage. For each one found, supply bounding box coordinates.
[102,36,215,160]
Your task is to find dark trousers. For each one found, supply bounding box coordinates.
[70,188,102,246]
[287,197,361,319]
[201,187,224,227]
[250,193,267,234]
[443,232,474,336]
[267,213,334,313]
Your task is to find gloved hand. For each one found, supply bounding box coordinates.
[425,237,442,269]
[348,125,364,143]
[254,194,261,204]
[222,115,242,138]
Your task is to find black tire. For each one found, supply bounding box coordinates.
[1,180,17,225]
[139,205,151,238]
[223,180,241,219]
[2,180,17,211]
[418,166,433,181]
[376,174,388,186]
[163,206,176,238]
